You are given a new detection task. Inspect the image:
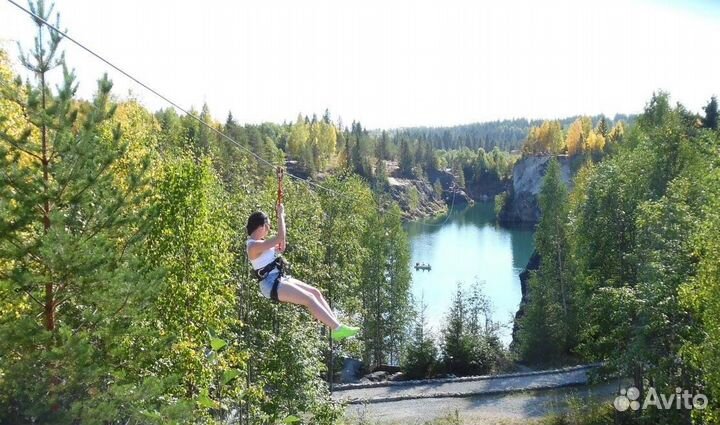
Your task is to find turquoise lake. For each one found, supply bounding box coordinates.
[404,201,535,346]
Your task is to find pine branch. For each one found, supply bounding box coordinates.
[66,158,113,206]
[1,170,47,217]
[48,126,62,163]
[73,292,130,336]
[53,155,80,203]
[54,278,70,298]
[0,130,42,162]
[1,169,30,196]
[1,88,33,122]
[3,236,46,269]
[81,192,130,244]
[16,286,44,308]
[54,296,70,310]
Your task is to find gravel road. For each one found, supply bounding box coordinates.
[343,382,619,424]
[333,365,600,404]
[334,365,621,424]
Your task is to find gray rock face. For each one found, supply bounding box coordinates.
[387,177,453,220]
[510,251,540,353]
[362,371,389,382]
[499,155,577,224]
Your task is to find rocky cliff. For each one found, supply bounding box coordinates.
[387,175,471,221]
[498,155,579,224]
[510,251,540,354]
[384,163,473,221]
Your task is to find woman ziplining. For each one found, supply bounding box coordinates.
[245,167,359,341]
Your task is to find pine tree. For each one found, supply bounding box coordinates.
[398,139,413,177]
[373,156,388,192]
[359,204,409,367]
[454,163,466,188]
[377,130,389,160]
[0,1,150,419]
[442,284,472,375]
[342,127,352,170]
[517,159,573,364]
[195,102,212,158]
[596,116,609,138]
[702,96,718,130]
[424,143,438,173]
[402,295,438,379]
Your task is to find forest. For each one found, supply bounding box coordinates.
[2,2,720,424]
[0,3,514,423]
[513,93,720,423]
[0,5,416,423]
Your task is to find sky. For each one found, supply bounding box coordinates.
[1,0,719,129]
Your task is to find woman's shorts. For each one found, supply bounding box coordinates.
[259,268,288,299]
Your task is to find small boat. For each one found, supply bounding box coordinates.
[414,262,431,271]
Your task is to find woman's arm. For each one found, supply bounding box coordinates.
[247,204,287,260]
[247,237,281,259]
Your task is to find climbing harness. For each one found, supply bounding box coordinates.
[252,256,287,302]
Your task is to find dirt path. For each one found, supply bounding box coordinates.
[343,382,619,424]
[334,365,620,424]
[333,365,600,404]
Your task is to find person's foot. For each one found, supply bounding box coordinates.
[332,324,360,341]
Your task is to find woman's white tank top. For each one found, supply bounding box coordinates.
[246,239,276,270]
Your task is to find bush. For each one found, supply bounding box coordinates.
[402,336,439,379]
[494,191,509,218]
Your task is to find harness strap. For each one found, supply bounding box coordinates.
[252,257,288,303]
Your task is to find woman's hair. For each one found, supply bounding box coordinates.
[246,211,269,236]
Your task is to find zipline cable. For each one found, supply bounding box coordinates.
[6,0,460,227]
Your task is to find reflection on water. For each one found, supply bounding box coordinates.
[404,201,535,346]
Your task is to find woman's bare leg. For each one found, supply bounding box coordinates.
[276,280,340,329]
[289,278,337,321]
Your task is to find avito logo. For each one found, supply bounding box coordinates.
[614,386,707,411]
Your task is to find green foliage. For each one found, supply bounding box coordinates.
[440,147,516,196]
[702,95,718,130]
[393,115,637,153]
[539,398,617,425]
[359,202,413,368]
[566,92,719,422]
[679,152,720,421]
[401,295,439,379]
[288,114,337,175]
[407,186,421,211]
[0,4,155,420]
[517,159,575,365]
[494,191,508,218]
[373,157,389,193]
[440,282,505,377]
[0,5,416,420]
[399,139,413,177]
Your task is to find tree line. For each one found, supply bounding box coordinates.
[391,114,635,153]
[402,283,509,380]
[521,116,627,159]
[515,92,720,423]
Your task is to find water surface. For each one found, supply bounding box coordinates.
[405,201,535,346]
